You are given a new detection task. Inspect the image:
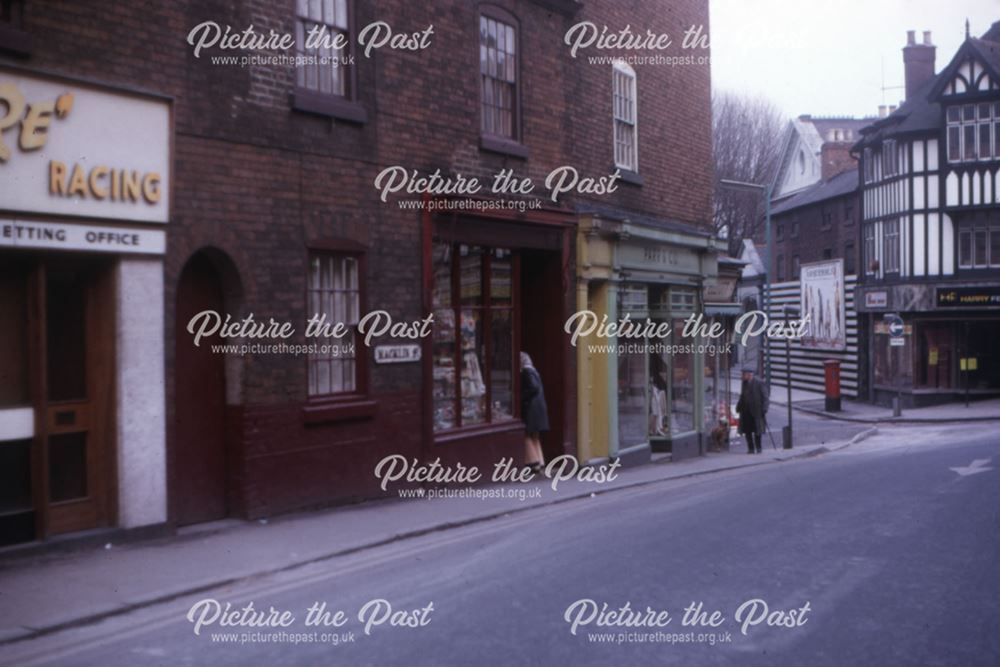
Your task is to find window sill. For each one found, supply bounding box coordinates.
[615,167,643,186]
[433,419,524,444]
[0,25,32,56]
[480,135,529,159]
[291,89,367,124]
[302,397,378,425]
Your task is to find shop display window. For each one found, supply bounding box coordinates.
[432,244,515,432]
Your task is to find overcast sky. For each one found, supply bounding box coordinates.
[710,0,999,120]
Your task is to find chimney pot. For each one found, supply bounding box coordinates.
[907,30,916,45]
[879,105,888,118]
[923,30,932,45]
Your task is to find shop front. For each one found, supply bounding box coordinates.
[0,67,170,546]
[859,283,1000,406]
[575,214,719,466]
[422,198,576,470]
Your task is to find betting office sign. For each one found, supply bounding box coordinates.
[0,67,170,224]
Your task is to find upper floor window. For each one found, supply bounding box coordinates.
[293,0,366,121]
[821,210,833,231]
[480,8,519,142]
[612,61,638,172]
[958,221,1000,269]
[296,0,351,98]
[844,242,856,274]
[776,223,784,241]
[882,139,898,177]
[792,255,801,278]
[947,102,1000,163]
[776,254,785,281]
[883,218,900,274]
[863,147,874,183]
[791,221,800,238]
[844,202,854,225]
[863,223,876,275]
[0,0,31,55]
[308,251,362,397]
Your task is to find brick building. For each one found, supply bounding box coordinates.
[770,168,860,281]
[0,0,713,546]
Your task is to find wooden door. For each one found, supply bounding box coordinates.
[174,254,228,525]
[42,260,116,536]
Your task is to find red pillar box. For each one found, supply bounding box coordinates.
[824,360,842,412]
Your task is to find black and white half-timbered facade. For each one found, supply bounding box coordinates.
[855,24,1000,406]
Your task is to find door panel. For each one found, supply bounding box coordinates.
[44,261,115,536]
[174,254,228,525]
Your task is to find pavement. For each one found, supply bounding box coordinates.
[729,376,1000,423]
[0,424,877,650]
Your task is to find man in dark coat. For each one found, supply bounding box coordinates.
[736,368,769,454]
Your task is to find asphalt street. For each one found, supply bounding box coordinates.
[4,423,998,666]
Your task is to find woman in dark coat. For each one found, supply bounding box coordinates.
[520,352,549,472]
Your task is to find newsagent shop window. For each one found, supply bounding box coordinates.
[432,244,516,431]
[479,7,519,141]
[308,252,361,396]
[612,61,638,172]
[295,0,353,98]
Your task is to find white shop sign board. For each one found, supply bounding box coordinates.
[0,67,170,224]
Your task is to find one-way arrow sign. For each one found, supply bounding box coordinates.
[950,458,993,477]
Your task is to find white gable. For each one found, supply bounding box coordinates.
[773,120,822,199]
[943,56,997,95]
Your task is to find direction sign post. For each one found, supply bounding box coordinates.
[883,313,905,416]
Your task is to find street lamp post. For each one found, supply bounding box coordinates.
[783,304,800,449]
[719,178,774,390]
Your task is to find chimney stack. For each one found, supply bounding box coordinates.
[903,30,936,100]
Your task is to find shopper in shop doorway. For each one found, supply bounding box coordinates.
[737,367,769,454]
[520,352,549,474]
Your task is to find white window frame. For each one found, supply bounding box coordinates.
[863,223,876,275]
[308,252,360,396]
[883,218,900,273]
[612,61,638,172]
[947,103,997,163]
[882,139,898,177]
[295,0,351,97]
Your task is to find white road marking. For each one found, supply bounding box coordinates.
[950,458,993,477]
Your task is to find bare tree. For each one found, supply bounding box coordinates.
[713,91,786,257]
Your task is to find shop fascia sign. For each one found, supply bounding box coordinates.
[618,242,701,275]
[0,68,170,224]
[936,287,1000,308]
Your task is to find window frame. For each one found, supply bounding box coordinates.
[947,103,996,163]
[883,218,900,274]
[304,240,369,404]
[882,139,898,177]
[478,5,526,158]
[432,243,520,434]
[863,223,877,275]
[291,0,367,123]
[612,60,639,174]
